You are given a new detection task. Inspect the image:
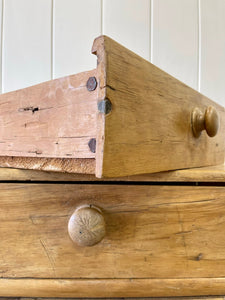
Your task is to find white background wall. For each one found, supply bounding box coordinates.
[0,0,224,106]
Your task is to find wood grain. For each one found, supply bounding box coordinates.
[0,157,95,174]
[92,35,225,178]
[0,184,225,280]
[1,278,225,297]
[0,164,225,182]
[0,69,97,158]
[11,297,225,300]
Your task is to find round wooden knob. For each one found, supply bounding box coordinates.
[68,205,105,247]
[192,106,219,138]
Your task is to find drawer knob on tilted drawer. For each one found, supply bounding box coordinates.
[192,106,220,138]
[68,205,105,247]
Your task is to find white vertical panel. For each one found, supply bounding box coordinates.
[200,0,225,106]
[2,0,52,93]
[103,0,150,60]
[53,0,101,78]
[152,0,198,89]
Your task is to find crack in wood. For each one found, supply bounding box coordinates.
[39,239,56,276]
[18,107,39,113]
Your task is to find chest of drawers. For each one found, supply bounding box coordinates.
[0,35,224,298]
[0,165,225,298]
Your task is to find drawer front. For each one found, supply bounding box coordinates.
[1,183,225,297]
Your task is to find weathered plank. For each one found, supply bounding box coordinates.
[0,69,97,158]
[0,184,225,280]
[13,297,225,300]
[0,164,225,182]
[0,157,95,174]
[92,35,225,177]
[1,184,225,296]
[1,278,225,297]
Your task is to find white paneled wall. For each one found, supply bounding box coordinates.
[3,0,52,92]
[152,0,198,90]
[0,0,224,107]
[200,0,225,105]
[53,0,101,78]
[103,0,150,60]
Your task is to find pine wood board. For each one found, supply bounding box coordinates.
[1,183,225,296]
[1,278,225,297]
[0,184,225,283]
[10,297,225,300]
[0,69,97,159]
[0,157,95,175]
[0,164,225,182]
[92,35,225,177]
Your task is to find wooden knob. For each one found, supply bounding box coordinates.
[68,205,105,247]
[192,106,219,138]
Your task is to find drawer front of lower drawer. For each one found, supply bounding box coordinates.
[1,183,225,279]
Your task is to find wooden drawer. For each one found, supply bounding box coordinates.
[1,182,225,297]
[0,36,224,179]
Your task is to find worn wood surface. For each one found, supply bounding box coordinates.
[0,164,225,182]
[92,35,225,178]
[5,298,225,300]
[0,69,97,159]
[0,157,95,174]
[1,278,225,297]
[0,184,225,280]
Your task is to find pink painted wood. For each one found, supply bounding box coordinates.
[0,69,97,159]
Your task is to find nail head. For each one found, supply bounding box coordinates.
[98,99,112,115]
[87,77,97,91]
[88,138,96,153]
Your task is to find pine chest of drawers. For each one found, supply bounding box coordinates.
[0,165,225,298]
[0,35,224,298]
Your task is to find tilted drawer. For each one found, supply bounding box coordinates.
[0,35,223,178]
[1,183,225,297]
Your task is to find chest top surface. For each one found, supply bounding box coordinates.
[0,164,224,183]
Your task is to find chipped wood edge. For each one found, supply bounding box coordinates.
[1,278,225,297]
[0,157,95,174]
